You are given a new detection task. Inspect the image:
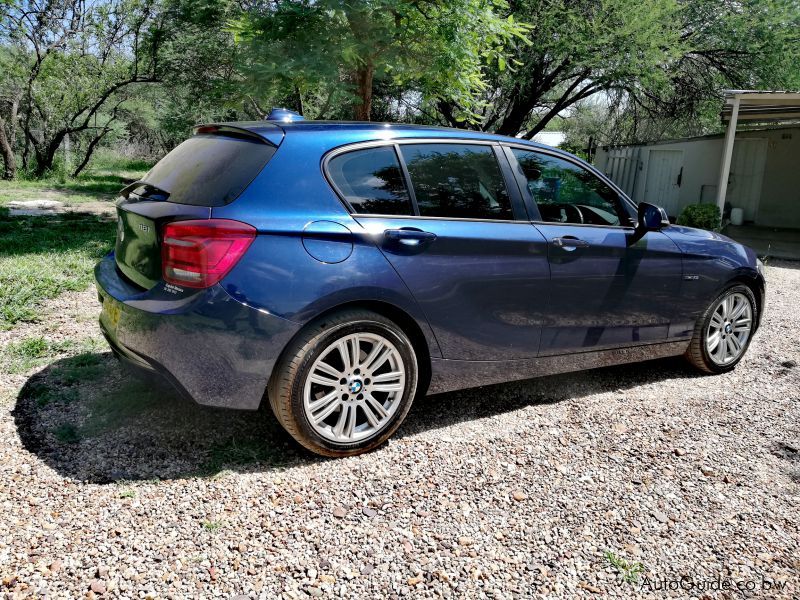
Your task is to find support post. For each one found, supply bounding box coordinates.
[716,96,740,213]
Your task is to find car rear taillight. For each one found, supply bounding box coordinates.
[161,219,256,288]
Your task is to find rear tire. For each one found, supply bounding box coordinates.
[685,284,757,374]
[268,309,418,457]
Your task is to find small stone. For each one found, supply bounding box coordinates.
[512,490,527,501]
[408,574,423,585]
[673,448,686,456]
[209,566,218,581]
[90,580,106,594]
[781,359,796,368]
[653,511,669,524]
[308,587,323,597]
[612,423,628,434]
[319,574,336,584]
[362,507,377,518]
[294,494,303,504]
[458,537,474,546]
[360,564,374,576]
[332,507,347,519]
[49,560,63,572]
[700,465,715,477]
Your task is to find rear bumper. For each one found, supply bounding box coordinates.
[94,253,300,409]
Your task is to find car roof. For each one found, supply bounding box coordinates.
[204,120,554,151]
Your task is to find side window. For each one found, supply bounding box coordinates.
[511,148,632,226]
[328,146,413,215]
[400,143,513,220]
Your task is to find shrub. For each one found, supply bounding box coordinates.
[676,203,721,231]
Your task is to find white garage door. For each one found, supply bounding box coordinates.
[727,138,767,222]
[644,149,683,218]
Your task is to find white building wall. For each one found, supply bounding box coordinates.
[595,126,800,228]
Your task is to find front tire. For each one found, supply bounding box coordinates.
[268,309,418,457]
[685,284,757,374]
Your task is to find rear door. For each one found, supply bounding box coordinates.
[506,145,683,355]
[115,127,277,289]
[326,140,550,361]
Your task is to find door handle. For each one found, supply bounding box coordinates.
[551,236,589,250]
[384,228,437,246]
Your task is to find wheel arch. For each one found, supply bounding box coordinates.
[267,299,433,404]
[726,272,765,331]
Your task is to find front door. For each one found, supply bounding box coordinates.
[506,146,684,355]
[325,141,550,361]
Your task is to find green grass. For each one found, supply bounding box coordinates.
[79,377,164,436]
[119,489,136,499]
[604,550,644,585]
[0,214,115,328]
[0,152,154,206]
[52,349,105,385]
[203,436,291,474]
[3,336,79,373]
[52,422,81,444]
[202,520,224,531]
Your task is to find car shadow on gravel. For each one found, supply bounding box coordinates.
[13,351,702,483]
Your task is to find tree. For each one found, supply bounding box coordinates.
[0,0,165,177]
[437,0,800,139]
[0,46,24,179]
[235,0,529,121]
[437,0,682,137]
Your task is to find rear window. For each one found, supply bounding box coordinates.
[327,146,414,215]
[140,134,276,206]
[400,143,513,220]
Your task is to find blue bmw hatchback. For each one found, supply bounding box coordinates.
[96,111,765,456]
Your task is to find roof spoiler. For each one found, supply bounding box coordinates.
[192,123,284,147]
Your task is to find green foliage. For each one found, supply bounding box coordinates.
[235,0,530,121]
[2,0,800,170]
[0,153,152,205]
[0,215,115,327]
[676,203,722,232]
[604,550,644,585]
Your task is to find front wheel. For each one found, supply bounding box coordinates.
[268,309,418,457]
[685,284,757,374]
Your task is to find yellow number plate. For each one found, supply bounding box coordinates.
[103,297,122,329]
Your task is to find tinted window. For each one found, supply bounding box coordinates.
[401,144,513,220]
[512,148,632,226]
[328,147,413,215]
[142,134,276,206]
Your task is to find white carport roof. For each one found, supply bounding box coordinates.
[716,91,800,211]
[721,90,800,122]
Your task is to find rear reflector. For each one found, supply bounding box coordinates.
[161,219,256,288]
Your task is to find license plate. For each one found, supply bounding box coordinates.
[103,296,122,329]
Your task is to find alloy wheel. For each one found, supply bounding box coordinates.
[303,332,406,443]
[706,291,753,365]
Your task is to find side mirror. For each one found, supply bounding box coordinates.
[637,202,669,232]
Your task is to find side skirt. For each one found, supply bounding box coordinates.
[427,340,690,395]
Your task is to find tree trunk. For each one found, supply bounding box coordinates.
[352,63,374,121]
[72,128,110,177]
[0,116,16,180]
[32,132,66,178]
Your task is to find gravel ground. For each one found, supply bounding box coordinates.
[1,262,798,599]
